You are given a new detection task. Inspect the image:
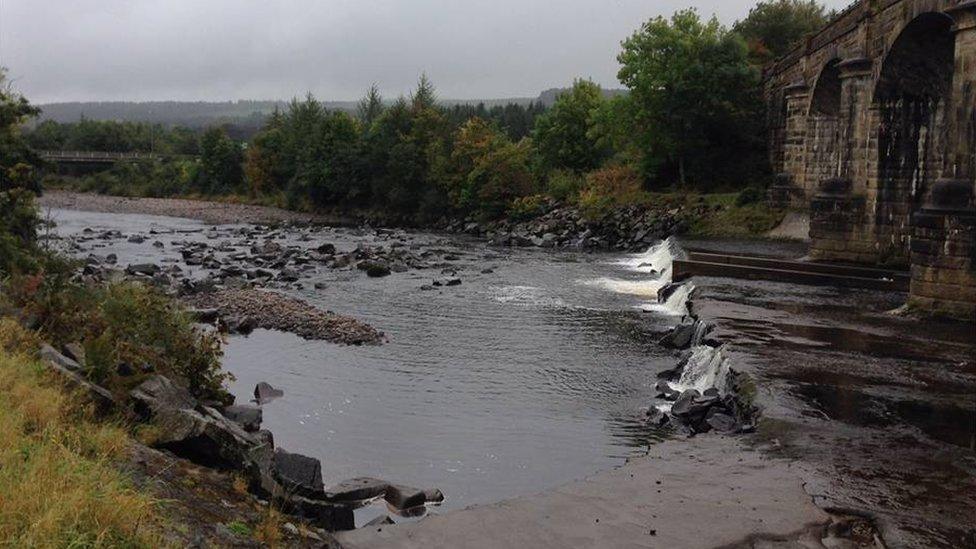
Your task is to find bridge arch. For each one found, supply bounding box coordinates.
[872,11,955,260]
[803,59,844,188]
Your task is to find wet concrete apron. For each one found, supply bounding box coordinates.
[691,277,976,548]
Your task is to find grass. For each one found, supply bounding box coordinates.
[0,318,166,547]
[681,192,786,238]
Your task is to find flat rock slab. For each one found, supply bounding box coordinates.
[337,437,828,549]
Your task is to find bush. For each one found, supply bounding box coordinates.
[508,194,549,221]
[0,188,42,274]
[577,165,646,219]
[6,269,230,403]
[735,186,764,206]
[545,169,584,202]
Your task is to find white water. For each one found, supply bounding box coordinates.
[673,346,731,395]
[580,237,693,315]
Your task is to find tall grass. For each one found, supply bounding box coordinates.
[0,319,165,547]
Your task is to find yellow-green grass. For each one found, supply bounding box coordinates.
[684,193,786,238]
[0,318,165,548]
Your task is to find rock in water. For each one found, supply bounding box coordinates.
[384,484,427,510]
[254,381,284,403]
[324,477,390,502]
[126,263,160,276]
[358,260,392,278]
[273,449,325,498]
[705,411,739,434]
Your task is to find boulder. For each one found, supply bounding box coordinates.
[658,322,696,349]
[278,494,355,532]
[364,515,395,527]
[40,346,115,414]
[654,380,680,401]
[273,449,325,498]
[126,263,160,276]
[670,389,701,418]
[187,308,220,323]
[645,407,669,426]
[705,411,739,434]
[40,344,82,372]
[316,243,337,255]
[423,488,445,504]
[130,375,197,415]
[358,260,391,278]
[324,477,390,502]
[254,382,284,403]
[222,404,263,432]
[384,484,426,510]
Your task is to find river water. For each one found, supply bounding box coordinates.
[47,208,689,519]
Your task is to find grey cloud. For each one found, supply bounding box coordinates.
[1,0,853,103]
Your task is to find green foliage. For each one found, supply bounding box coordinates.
[686,192,785,237]
[618,9,767,189]
[443,118,537,217]
[357,84,385,127]
[734,0,829,63]
[545,169,585,202]
[0,189,41,274]
[577,165,647,219]
[0,70,41,193]
[199,127,244,194]
[532,79,609,173]
[508,194,549,221]
[444,101,546,141]
[25,118,202,155]
[226,521,252,537]
[735,186,765,206]
[6,270,230,403]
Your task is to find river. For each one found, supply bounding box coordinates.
[47,208,689,520]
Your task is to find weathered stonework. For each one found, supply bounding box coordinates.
[765,0,976,318]
[910,180,976,320]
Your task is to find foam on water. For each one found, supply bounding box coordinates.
[581,238,686,305]
[672,345,731,395]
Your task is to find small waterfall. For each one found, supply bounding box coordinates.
[690,320,709,347]
[672,346,731,395]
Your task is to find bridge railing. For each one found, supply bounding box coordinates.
[38,150,197,162]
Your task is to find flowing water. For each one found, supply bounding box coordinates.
[47,209,692,521]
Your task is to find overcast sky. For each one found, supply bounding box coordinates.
[1,0,851,104]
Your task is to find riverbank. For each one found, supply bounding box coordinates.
[38,189,346,225]
[338,436,867,549]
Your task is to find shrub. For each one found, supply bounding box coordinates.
[0,188,41,274]
[545,169,584,202]
[577,165,646,219]
[6,270,230,403]
[735,186,764,206]
[508,194,549,221]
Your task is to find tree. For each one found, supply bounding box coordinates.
[618,9,765,188]
[0,70,42,272]
[198,127,243,194]
[532,79,610,173]
[411,73,437,111]
[734,0,829,63]
[357,84,385,128]
[446,118,535,217]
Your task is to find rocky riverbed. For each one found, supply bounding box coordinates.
[40,193,947,548]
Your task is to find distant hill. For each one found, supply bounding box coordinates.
[34,88,628,128]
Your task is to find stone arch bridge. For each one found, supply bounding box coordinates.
[764,0,976,319]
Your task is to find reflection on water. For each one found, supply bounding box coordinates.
[48,208,683,517]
